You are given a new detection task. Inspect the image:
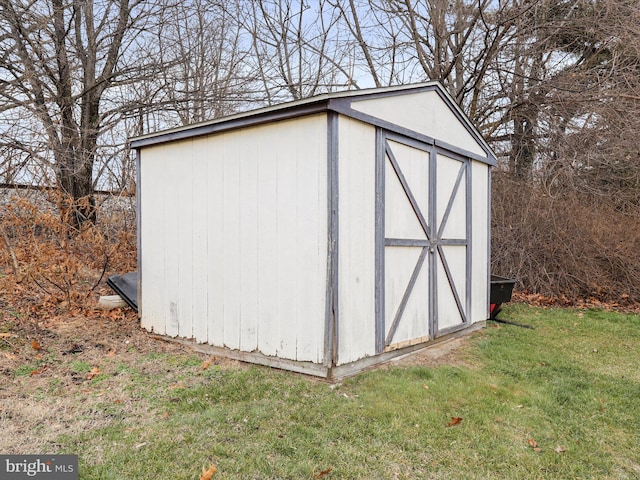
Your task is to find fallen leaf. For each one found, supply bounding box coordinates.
[0,332,15,338]
[555,445,566,453]
[30,365,47,376]
[3,352,16,359]
[86,367,101,380]
[200,358,212,371]
[170,381,185,389]
[313,467,333,478]
[446,417,462,427]
[422,384,429,389]
[106,349,117,358]
[528,438,543,452]
[200,464,217,480]
[31,340,41,351]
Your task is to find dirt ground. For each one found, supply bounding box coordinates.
[0,305,473,454]
[0,307,206,454]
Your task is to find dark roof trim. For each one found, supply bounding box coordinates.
[330,99,495,165]
[130,99,329,149]
[328,98,436,146]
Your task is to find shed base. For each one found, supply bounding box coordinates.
[150,321,486,382]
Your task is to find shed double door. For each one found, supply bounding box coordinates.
[375,130,470,352]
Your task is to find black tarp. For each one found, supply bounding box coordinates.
[106,271,138,312]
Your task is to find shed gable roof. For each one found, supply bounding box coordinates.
[130,82,495,164]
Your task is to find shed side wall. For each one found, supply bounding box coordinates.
[139,115,328,364]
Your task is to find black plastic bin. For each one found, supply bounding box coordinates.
[490,275,516,319]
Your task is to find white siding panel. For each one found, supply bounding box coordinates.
[206,134,225,346]
[274,124,298,360]
[177,140,194,339]
[256,127,279,357]
[337,117,377,365]
[295,118,327,363]
[140,147,167,335]
[437,245,467,330]
[163,143,182,338]
[238,128,259,352]
[351,91,486,157]
[222,132,241,350]
[436,154,466,239]
[471,161,490,323]
[191,143,209,343]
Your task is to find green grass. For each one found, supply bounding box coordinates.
[57,306,640,479]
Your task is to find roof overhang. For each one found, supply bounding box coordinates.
[130,82,496,164]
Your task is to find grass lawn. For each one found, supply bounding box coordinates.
[2,305,639,479]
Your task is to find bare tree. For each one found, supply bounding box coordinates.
[0,0,162,227]
[235,0,349,104]
[147,0,251,126]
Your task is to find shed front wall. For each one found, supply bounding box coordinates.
[334,115,490,367]
[139,115,329,364]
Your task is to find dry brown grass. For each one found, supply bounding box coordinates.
[0,190,136,315]
[492,172,640,307]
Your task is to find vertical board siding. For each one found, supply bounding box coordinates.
[192,143,209,343]
[274,121,299,359]
[140,146,168,335]
[256,127,279,357]
[206,134,225,346]
[238,128,259,353]
[140,115,328,363]
[222,132,241,350]
[295,119,327,363]
[337,117,377,365]
[163,143,181,337]
[177,140,194,339]
[471,161,490,322]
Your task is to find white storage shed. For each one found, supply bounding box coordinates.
[131,82,495,379]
